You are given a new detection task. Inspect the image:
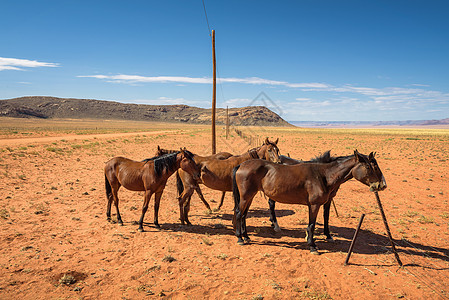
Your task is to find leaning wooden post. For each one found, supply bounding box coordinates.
[374,191,403,266]
[345,213,365,265]
[211,29,217,154]
[332,200,339,218]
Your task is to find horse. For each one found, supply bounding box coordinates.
[155,145,233,221]
[232,150,386,254]
[104,149,200,231]
[176,137,281,225]
[268,151,341,235]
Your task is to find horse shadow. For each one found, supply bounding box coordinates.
[135,209,449,269]
[205,208,295,221]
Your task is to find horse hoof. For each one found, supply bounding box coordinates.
[273,225,282,233]
[237,239,245,245]
[119,222,124,226]
[326,237,334,242]
[138,228,144,232]
[310,249,320,255]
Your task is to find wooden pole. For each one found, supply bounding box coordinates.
[374,191,403,266]
[211,29,217,154]
[226,106,229,139]
[345,213,365,265]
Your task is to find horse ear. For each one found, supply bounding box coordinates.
[354,149,362,162]
[369,152,375,160]
[274,138,279,145]
[180,147,184,153]
[264,137,269,145]
[157,145,160,150]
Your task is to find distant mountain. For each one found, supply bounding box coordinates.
[290,119,449,127]
[0,96,292,127]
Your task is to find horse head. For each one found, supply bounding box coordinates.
[179,148,201,180]
[352,150,387,192]
[259,137,281,163]
[155,145,163,156]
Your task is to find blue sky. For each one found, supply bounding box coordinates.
[1,0,448,121]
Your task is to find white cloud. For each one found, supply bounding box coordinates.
[78,73,449,120]
[223,98,252,107]
[79,74,211,84]
[127,97,211,107]
[78,74,329,89]
[0,57,59,71]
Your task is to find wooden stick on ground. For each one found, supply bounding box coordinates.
[374,191,403,266]
[345,213,365,265]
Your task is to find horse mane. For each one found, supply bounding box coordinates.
[247,145,261,153]
[310,150,332,163]
[309,150,353,163]
[248,149,259,159]
[141,156,159,163]
[152,150,195,176]
[157,148,178,156]
[153,152,180,176]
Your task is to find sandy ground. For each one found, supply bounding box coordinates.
[0,122,448,299]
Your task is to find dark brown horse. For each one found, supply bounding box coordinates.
[232,150,386,254]
[268,151,339,235]
[177,138,281,225]
[104,149,200,231]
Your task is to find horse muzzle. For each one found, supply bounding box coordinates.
[194,172,202,182]
[369,178,387,192]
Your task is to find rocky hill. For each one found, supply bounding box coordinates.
[0,96,291,127]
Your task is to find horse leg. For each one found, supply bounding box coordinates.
[217,191,226,210]
[306,204,320,254]
[111,185,123,225]
[268,198,281,232]
[105,175,113,222]
[233,183,244,245]
[153,191,163,228]
[138,190,153,232]
[323,199,334,242]
[239,187,257,244]
[183,195,192,225]
[242,206,252,243]
[234,208,244,245]
[194,185,212,213]
[178,187,193,225]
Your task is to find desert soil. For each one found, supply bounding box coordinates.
[0,120,448,299]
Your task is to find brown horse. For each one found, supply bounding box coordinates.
[177,138,281,225]
[232,150,386,254]
[104,149,200,231]
[155,146,233,216]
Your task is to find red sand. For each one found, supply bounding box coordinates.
[0,125,448,299]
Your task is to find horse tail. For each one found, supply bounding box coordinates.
[105,174,112,199]
[232,165,241,228]
[176,171,184,198]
